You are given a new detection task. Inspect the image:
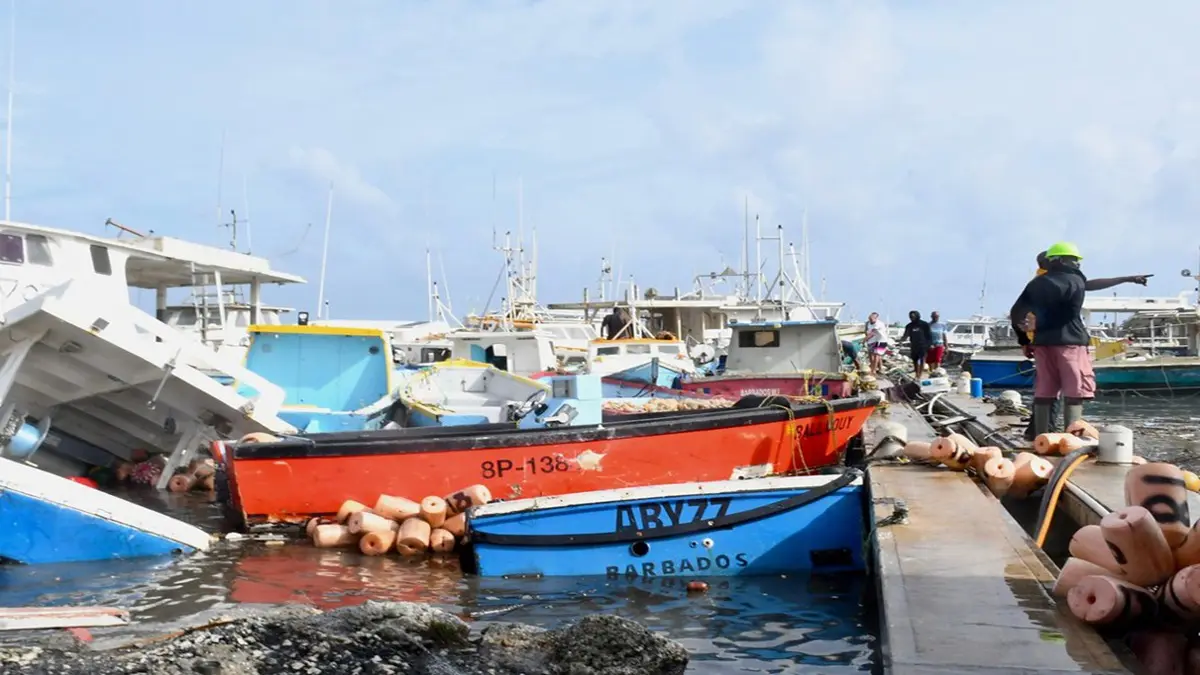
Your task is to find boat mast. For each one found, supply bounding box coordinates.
[741,195,749,299]
[242,172,253,254]
[3,0,13,222]
[316,182,333,320]
[754,214,762,304]
[426,247,434,322]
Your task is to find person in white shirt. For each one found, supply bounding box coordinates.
[864,312,889,375]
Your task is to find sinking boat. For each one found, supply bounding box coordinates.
[0,457,210,564]
[217,379,880,527]
[464,471,865,577]
[679,320,857,400]
[398,359,552,428]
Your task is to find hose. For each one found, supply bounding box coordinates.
[1033,443,1098,548]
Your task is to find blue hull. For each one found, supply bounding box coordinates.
[0,458,211,565]
[968,354,1200,392]
[467,472,864,578]
[965,355,1035,388]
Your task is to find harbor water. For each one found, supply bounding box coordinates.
[0,487,878,674]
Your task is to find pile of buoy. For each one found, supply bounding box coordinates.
[900,420,1118,500]
[1053,462,1200,672]
[602,398,734,414]
[167,458,217,493]
[306,484,492,557]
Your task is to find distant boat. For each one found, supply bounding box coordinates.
[965,351,1200,392]
[679,319,856,400]
[218,388,881,527]
[464,471,865,578]
[0,457,211,564]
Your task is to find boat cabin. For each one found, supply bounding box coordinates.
[587,338,698,377]
[723,320,843,375]
[449,330,558,377]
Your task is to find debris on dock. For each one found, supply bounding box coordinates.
[0,607,129,631]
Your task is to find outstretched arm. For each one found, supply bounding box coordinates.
[1085,274,1153,291]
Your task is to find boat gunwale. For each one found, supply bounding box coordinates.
[468,470,862,547]
[231,393,881,460]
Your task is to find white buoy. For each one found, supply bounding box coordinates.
[956,372,972,395]
[1097,425,1134,465]
[999,390,1022,407]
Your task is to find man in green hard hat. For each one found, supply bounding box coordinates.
[1009,242,1151,437]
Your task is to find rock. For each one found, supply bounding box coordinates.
[549,615,689,675]
[0,602,687,675]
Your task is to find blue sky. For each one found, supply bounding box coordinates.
[9,1,1200,323]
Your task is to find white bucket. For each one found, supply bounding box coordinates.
[1097,424,1134,464]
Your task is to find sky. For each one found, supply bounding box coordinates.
[8,0,1200,324]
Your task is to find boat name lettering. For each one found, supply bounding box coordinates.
[740,388,781,396]
[480,455,570,480]
[605,553,749,578]
[614,497,732,533]
[798,415,853,437]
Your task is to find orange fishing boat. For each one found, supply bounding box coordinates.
[217,393,881,528]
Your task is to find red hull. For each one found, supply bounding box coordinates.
[678,375,854,401]
[222,396,878,526]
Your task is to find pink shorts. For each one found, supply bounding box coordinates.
[1032,345,1095,400]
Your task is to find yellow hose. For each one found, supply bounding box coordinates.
[1033,452,1091,548]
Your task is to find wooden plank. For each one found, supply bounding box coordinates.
[869,463,1131,674]
[0,606,130,631]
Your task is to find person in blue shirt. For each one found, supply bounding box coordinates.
[926,311,948,370]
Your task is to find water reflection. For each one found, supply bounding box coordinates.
[0,534,876,673]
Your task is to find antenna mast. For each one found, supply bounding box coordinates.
[316,183,333,320]
[4,0,14,222]
[741,196,749,298]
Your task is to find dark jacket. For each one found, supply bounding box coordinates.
[1009,266,1089,347]
[901,320,933,348]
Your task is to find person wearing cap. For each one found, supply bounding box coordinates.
[1010,242,1151,436]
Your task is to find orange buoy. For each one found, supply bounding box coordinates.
[1052,557,1114,599]
[1101,506,1175,587]
[686,581,709,594]
[359,529,398,556]
[1068,525,1122,574]
[374,494,421,522]
[335,500,371,523]
[420,496,448,528]
[429,528,456,553]
[195,474,216,492]
[947,433,978,452]
[442,513,467,538]
[167,473,196,493]
[444,484,493,514]
[982,457,1015,498]
[1131,455,1148,465]
[395,542,424,557]
[188,459,216,479]
[238,432,279,444]
[1065,419,1100,440]
[1124,463,1192,549]
[1067,575,1156,627]
[1033,433,1070,456]
[1057,434,1096,456]
[969,447,1002,475]
[1008,453,1053,499]
[1156,565,1200,621]
[399,517,432,551]
[312,524,358,548]
[901,441,933,462]
[305,517,326,537]
[347,510,400,535]
[929,437,957,464]
[1128,631,1188,675]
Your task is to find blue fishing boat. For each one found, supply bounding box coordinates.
[399,359,575,428]
[465,471,864,578]
[965,352,1200,392]
[238,324,413,433]
[0,457,211,564]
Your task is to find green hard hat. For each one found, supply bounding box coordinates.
[1046,241,1082,260]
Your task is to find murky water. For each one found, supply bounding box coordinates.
[1066,393,1200,469]
[0,489,877,673]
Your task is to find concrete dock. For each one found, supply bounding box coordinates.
[863,402,1135,674]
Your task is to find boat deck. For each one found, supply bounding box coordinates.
[863,410,1132,674]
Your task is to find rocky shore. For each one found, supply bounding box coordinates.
[0,601,689,675]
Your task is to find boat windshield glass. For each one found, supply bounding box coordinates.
[626,344,652,354]
[596,346,621,356]
[657,344,680,355]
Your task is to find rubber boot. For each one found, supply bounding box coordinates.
[1063,399,1085,432]
[1033,399,1055,437]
